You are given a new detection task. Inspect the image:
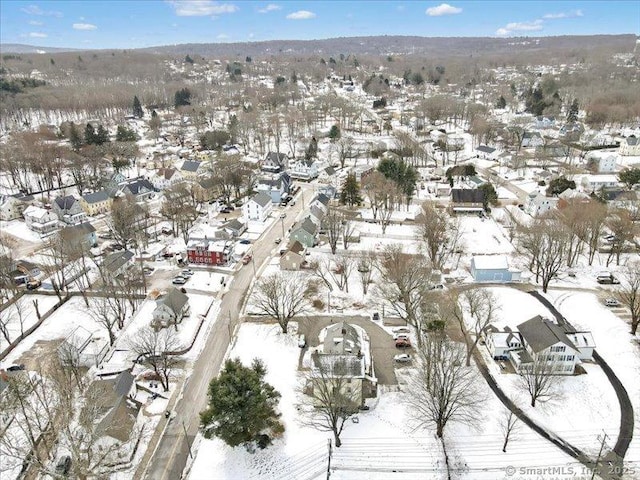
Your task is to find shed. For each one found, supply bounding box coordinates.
[470,255,520,283]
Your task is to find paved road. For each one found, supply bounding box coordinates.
[141,186,311,480]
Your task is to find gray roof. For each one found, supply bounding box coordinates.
[324,166,336,175]
[125,179,155,195]
[223,218,245,232]
[114,370,135,397]
[60,221,96,238]
[296,217,317,236]
[517,316,577,354]
[309,205,325,220]
[181,160,201,172]
[451,188,485,204]
[54,195,78,211]
[477,145,496,154]
[626,136,638,146]
[289,240,305,254]
[323,322,361,354]
[157,287,189,316]
[313,354,365,378]
[82,190,110,204]
[265,152,288,164]
[251,192,272,208]
[102,250,134,274]
[314,193,330,206]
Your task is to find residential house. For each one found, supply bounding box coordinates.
[534,115,556,129]
[256,172,291,204]
[310,193,330,213]
[120,178,156,201]
[59,222,97,249]
[599,189,640,213]
[521,131,544,148]
[524,192,558,217]
[470,255,520,283]
[261,151,288,173]
[450,189,485,213]
[101,250,135,280]
[538,142,569,159]
[0,194,32,221]
[317,184,338,200]
[577,174,620,193]
[475,145,499,160]
[318,166,337,184]
[220,219,247,238]
[290,218,317,248]
[559,123,584,141]
[350,164,375,182]
[187,233,232,265]
[619,135,640,156]
[102,172,127,195]
[307,205,326,228]
[150,168,184,190]
[485,326,522,360]
[289,158,319,180]
[80,190,113,216]
[308,322,376,407]
[152,287,190,328]
[52,195,87,225]
[279,241,306,271]
[180,160,202,179]
[587,154,617,173]
[22,205,59,235]
[194,177,218,204]
[511,316,594,375]
[243,192,273,222]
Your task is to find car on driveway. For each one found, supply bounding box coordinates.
[6,364,26,372]
[395,338,411,348]
[172,276,187,285]
[181,269,194,277]
[392,327,411,335]
[394,354,411,363]
[393,333,410,341]
[242,255,252,265]
[604,298,620,307]
[239,239,251,245]
[275,238,282,244]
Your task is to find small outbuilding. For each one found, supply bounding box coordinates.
[470,255,520,283]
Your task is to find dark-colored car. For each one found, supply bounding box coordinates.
[395,338,411,349]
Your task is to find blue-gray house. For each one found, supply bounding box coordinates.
[470,256,520,283]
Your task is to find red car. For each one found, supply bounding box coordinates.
[395,338,411,348]
[242,255,252,265]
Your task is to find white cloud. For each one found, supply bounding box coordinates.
[28,20,43,26]
[495,19,543,36]
[258,3,281,13]
[167,1,238,16]
[21,4,63,17]
[248,32,255,39]
[28,32,48,38]
[425,3,462,16]
[286,10,315,20]
[543,10,583,19]
[217,33,229,39]
[73,23,97,30]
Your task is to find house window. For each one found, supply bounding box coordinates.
[566,355,574,361]
[551,345,566,353]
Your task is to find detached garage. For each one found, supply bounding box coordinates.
[470,256,520,283]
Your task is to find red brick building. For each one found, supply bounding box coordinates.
[186,239,231,265]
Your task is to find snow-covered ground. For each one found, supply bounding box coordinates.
[0,219,45,243]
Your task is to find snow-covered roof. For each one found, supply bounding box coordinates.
[472,255,509,270]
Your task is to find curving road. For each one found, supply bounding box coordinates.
[139,186,312,480]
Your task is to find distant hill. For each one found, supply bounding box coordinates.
[1,34,636,58]
[0,43,79,54]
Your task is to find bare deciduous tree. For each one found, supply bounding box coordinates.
[606,209,637,267]
[520,219,568,293]
[252,272,314,333]
[615,263,640,336]
[129,326,182,391]
[500,410,520,453]
[416,202,461,271]
[454,289,500,366]
[302,353,361,447]
[323,208,344,255]
[518,353,563,407]
[356,250,377,296]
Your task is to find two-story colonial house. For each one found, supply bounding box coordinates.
[243,192,273,222]
[52,195,87,225]
[23,205,59,235]
[152,288,190,329]
[80,190,113,217]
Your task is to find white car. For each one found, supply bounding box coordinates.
[394,354,411,363]
[604,298,620,307]
[392,327,411,335]
[393,333,410,341]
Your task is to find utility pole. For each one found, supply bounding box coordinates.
[326,438,332,480]
[591,431,608,480]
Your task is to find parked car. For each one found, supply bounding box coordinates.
[395,338,411,348]
[604,298,620,307]
[181,269,194,277]
[597,275,620,285]
[239,239,251,245]
[393,333,410,341]
[428,284,445,291]
[394,354,411,363]
[290,200,296,206]
[298,334,306,348]
[55,456,71,476]
[274,238,282,244]
[242,255,252,265]
[26,279,42,290]
[172,276,187,285]
[6,364,26,372]
[392,327,411,335]
[279,248,287,256]
[280,213,287,219]
[371,312,380,321]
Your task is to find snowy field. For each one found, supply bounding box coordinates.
[0,294,60,352]
[458,215,515,256]
[0,219,45,243]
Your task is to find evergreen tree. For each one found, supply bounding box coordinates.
[84,124,97,145]
[132,95,144,118]
[174,87,192,108]
[184,54,194,64]
[546,177,576,196]
[328,124,341,140]
[619,168,640,189]
[567,99,579,123]
[116,125,139,142]
[228,115,239,143]
[496,95,507,109]
[478,183,498,210]
[69,123,83,151]
[340,173,362,207]
[95,125,110,145]
[200,359,284,450]
[245,56,252,63]
[305,136,318,160]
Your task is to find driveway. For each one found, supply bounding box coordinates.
[296,315,400,385]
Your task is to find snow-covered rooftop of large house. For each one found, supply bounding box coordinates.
[565,331,596,349]
[517,316,578,354]
[476,145,496,154]
[472,255,509,270]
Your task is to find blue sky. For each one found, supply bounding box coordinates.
[1,1,638,49]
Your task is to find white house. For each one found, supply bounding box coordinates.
[289,158,319,180]
[150,168,184,190]
[524,192,558,217]
[485,327,522,360]
[23,205,59,235]
[577,174,620,193]
[521,131,544,148]
[243,192,273,222]
[619,135,640,156]
[0,194,31,221]
[595,155,617,173]
[58,326,109,368]
[476,145,499,160]
[152,288,190,329]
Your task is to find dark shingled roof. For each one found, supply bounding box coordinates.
[251,192,272,207]
[517,315,578,354]
[82,190,110,204]
[451,188,485,204]
[157,287,189,317]
[181,160,201,172]
[54,195,78,210]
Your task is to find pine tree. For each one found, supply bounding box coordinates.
[184,54,194,64]
[174,88,192,108]
[496,95,507,109]
[95,125,110,145]
[200,359,284,450]
[328,125,341,140]
[116,125,139,142]
[567,99,579,123]
[69,123,83,151]
[132,95,144,118]
[340,173,362,207]
[84,124,97,145]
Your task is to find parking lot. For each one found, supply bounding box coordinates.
[296,315,405,385]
